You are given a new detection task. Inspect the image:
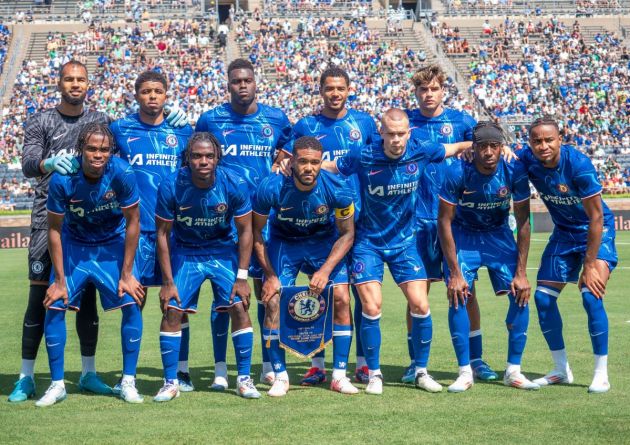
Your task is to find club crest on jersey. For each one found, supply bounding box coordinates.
[315,204,329,215]
[497,186,509,197]
[557,183,569,194]
[288,290,326,322]
[406,162,418,174]
[349,129,361,141]
[215,203,228,213]
[166,135,178,147]
[103,190,116,201]
[261,125,274,138]
[441,123,453,136]
[31,261,44,275]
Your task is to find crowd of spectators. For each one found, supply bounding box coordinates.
[0,23,10,75]
[442,0,622,14]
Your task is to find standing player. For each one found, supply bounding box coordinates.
[324,109,471,394]
[519,117,616,393]
[110,70,193,392]
[402,65,497,384]
[11,60,187,402]
[153,132,260,401]
[284,66,379,385]
[36,123,145,406]
[438,122,539,392]
[253,136,357,397]
[196,58,292,389]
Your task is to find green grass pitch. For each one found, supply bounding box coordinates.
[0,233,628,444]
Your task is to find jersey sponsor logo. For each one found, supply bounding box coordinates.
[177,215,193,226]
[315,204,329,215]
[441,123,453,136]
[406,162,418,174]
[557,183,569,194]
[322,152,331,162]
[498,186,509,197]
[288,290,326,322]
[69,205,85,217]
[277,213,293,222]
[349,129,361,141]
[261,125,274,138]
[223,144,238,156]
[215,203,228,213]
[166,134,178,147]
[368,185,385,196]
[130,153,143,166]
[31,260,44,274]
[127,136,141,144]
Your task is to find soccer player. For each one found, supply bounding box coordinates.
[324,108,471,394]
[402,65,497,384]
[12,60,187,402]
[36,123,145,406]
[110,70,193,392]
[154,132,260,401]
[438,121,539,392]
[196,58,292,389]
[253,136,357,397]
[519,117,616,393]
[284,66,379,385]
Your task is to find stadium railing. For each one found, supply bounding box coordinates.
[438,0,630,16]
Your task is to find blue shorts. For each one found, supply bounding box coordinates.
[169,248,241,313]
[49,238,138,312]
[416,218,443,281]
[443,227,517,295]
[135,231,162,287]
[351,239,426,285]
[268,236,349,287]
[537,237,617,284]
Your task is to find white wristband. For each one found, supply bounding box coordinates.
[237,268,248,280]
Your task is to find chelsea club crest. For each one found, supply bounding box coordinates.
[288,290,326,322]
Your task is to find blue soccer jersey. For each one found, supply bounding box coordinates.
[195,103,292,195]
[155,165,251,255]
[439,158,530,232]
[336,138,445,249]
[407,108,476,220]
[47,157,139,244]
[110,113,193,232]
[253,170,354,241]
[517,145,615,243]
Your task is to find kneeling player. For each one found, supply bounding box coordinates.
[37,123,145,407]
[438,122,539,392]
[520,117,617,393]
[253,136,357,397]
[154,132,260,401]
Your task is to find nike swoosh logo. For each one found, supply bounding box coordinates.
[24,323,41,327]
[161,350,173,355]
[463,190,476,195]
[420,340,431,344]
[179,206,192,211]
[92,321,99,326]
[130,338,141,343]
[590,332,605,337]
[280,207,293,211]
[316,135,327,140]
[70,198,83,203]
[541,329,552,334]
[127,137,141,144]
[222,130,235,136]
[216,332,228,337]
[52,133,66,141]
[47,343,60,347]
[369,170,382,176]
[239,349,251,354]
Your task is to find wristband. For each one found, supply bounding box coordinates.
[237,268,248,280]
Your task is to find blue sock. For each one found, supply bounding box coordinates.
[360,313,381,371]
[160,331,181,381]
[469,330,483,362]
[257,301,270,364]
[332,324,352,371]
[581,287,609,355]
[412,311,433,368]
[232,327,254,377]
[506,294,529,365]
[44,309,66,381]
[447,304,470,367]
[406,332,414,364]
[121,304,143,376]
[534,286,565,351]
[211,305,229,364]
[263,328,285,373]
[352,287,364,358]
[179,322,190,363]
